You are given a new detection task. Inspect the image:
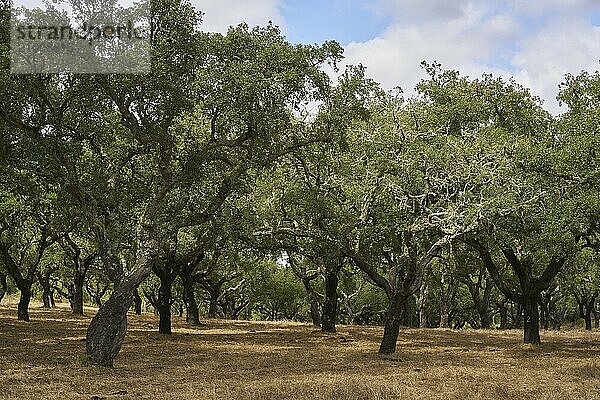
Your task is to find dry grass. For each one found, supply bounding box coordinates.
[1,299,599,400]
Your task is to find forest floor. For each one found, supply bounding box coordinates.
[1,301,599,400]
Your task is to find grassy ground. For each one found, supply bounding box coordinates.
[1,300,599,400]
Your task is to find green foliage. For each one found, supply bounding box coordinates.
[561,248,600,297]
[249,259,307,321]
[0,1,599,339]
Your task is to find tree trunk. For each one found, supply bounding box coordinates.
[309,294,321,327]
[593,309,599,329]
[302,279,321,327]
[230,301,248,320]
[72,276,85,316]
[584,311,592,331]
[400,296,417,327]
[208,290,219,318]
[479,276,493,329]
[539,299,549,330]
[478,290,492,329]
[481,309,492,329]
[42,287,52,308]
[523,297,541,345]
[379,293,403,354]
[439,311,449,329]
[321,271,338,333]
[498,303,508,330]
[469,242,566,345]
[187,300,200,325]
[552,319,562,330]
[0,273,7,303]
[86,284,132,367]
[38,272,53,309]
[86,231,156,367]
[157,276,173,335]
[144,290,159,315]
[576,294,597,332]
[18,284,32,321]
[438,270,454,329]
[183,282,200,325]
[418,284,428,328]
[133,289,142,315]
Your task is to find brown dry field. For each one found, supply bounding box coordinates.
[1,300,599,400]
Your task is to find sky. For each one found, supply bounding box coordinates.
[192,0,600,114]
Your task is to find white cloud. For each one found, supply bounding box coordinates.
[191,0,284,33]
[512,17,600,112]
[376,0,473,22]
[340,0,600,114]
[513,0,597,15]
[342,9,518,94]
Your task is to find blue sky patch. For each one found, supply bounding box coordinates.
[281,0,391,45]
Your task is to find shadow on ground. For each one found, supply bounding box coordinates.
[1,304,599,400]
